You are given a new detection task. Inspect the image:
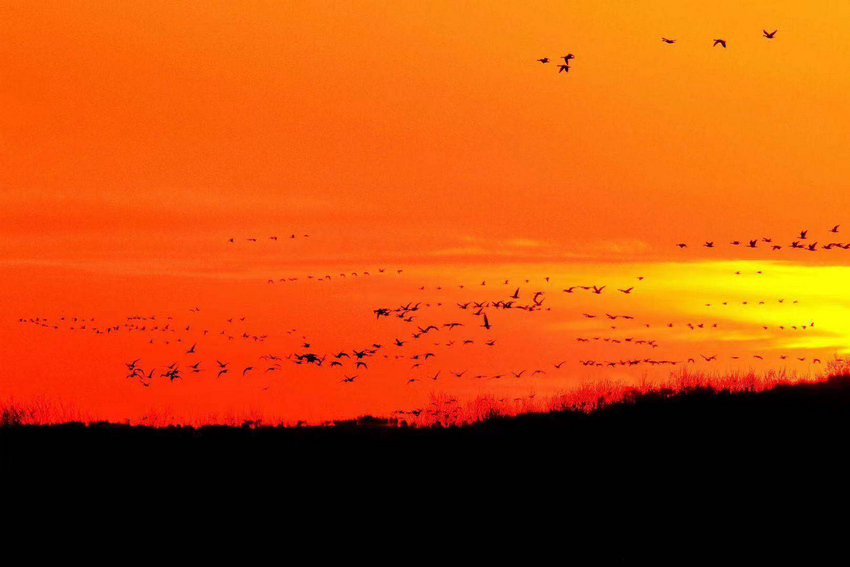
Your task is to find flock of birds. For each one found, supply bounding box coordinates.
[537,53,575,73]
[18,26,836,419]
[677,226,847,253]
[538,29,778,74]
[15,22,843,426]
[228,235,309,242]
[18,220,834,410]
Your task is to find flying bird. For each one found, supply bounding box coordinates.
[763,29,777,39]
[713,39,727,48]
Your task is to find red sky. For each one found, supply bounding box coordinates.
[2,1,849,423]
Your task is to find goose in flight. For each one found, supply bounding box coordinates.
[661,37,676,44]
[557,64,570,73]
[763,29,777,39]
[481,313,491,330]
[713,39,727,48]
[537,57,549,63]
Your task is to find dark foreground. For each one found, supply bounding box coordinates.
[7,375,850,448]
[5,377,850,558]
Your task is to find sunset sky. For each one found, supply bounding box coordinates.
[2,1,849,423]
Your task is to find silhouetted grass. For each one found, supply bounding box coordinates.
[0,395,88,426]
[0,360,838,428]
[400,365,822,427]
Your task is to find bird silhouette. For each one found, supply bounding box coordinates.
[481,313,491,330]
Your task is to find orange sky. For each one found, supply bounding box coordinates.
[2,1,849,423]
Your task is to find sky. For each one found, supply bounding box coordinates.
[1,1,849,423]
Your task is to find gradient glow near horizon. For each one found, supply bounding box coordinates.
[1,1,849,422]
